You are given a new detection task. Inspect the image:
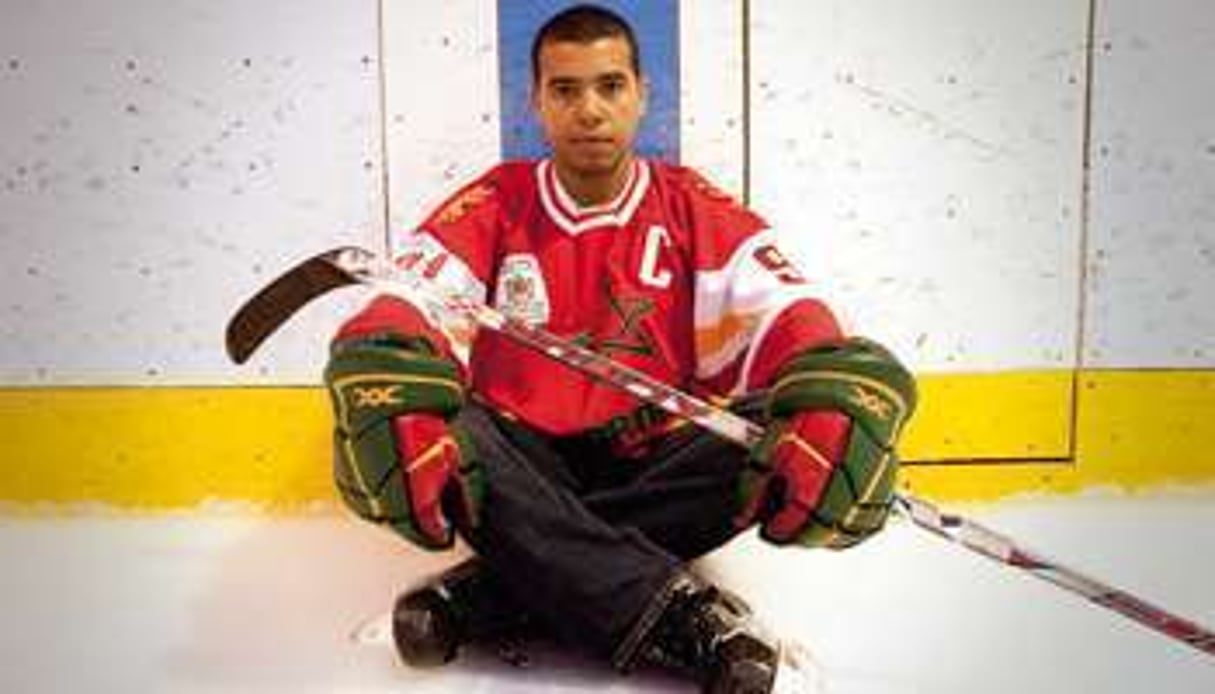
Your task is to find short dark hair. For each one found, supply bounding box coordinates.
[530,4,641,85]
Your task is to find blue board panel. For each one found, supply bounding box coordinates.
[497,0,679,162]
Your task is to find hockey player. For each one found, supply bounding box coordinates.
[323,5,916,693]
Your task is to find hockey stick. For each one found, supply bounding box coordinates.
[226,246,759,446]
[226,246,1215,658]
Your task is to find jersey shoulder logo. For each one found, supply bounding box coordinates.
[494,253,550,325]
[687,170,741,207]
[434,182,494,226]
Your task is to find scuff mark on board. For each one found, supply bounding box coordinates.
[839,72,1006,159]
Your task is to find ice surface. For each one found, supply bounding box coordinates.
[1,493,1212,693]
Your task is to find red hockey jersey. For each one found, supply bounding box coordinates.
[379,158,842,437]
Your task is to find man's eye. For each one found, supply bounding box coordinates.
[600,80,624,97]
[553,84,578,100]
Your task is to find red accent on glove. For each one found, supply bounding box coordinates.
[392,413,463,546]
[334,296,456,362]
[762,410,850,542]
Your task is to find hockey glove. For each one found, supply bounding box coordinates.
[737,337,917,549]
[324,301,483,550]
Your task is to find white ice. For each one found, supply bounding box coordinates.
[1,492,1213,693]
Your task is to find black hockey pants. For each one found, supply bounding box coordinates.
[454,398,762,658]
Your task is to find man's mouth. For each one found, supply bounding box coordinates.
[570,137,614,147]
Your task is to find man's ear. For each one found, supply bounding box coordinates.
[638,76,650,116]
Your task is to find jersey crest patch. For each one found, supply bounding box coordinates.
[494,254,550,325]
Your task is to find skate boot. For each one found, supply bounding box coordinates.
[392,558,531,667]
[615,571,779,694]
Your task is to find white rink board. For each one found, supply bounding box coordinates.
[1085,0,1215,368]
[4,1,1213,388]
[0,0,384,386]
[749,0,1089,372]
[382,0,502,236]
[679,0,745,200]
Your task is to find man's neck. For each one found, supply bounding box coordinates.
[553,154,636,208]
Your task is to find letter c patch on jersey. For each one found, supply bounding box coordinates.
[494,253,551,325]
[638,225,673,289]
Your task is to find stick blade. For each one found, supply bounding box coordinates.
[224,246,373,364]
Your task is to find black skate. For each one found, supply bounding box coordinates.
[391,558,533,668]
[616,571,780,694]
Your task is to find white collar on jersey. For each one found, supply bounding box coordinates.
[537,158,651,235]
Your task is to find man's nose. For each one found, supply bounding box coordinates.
[574,91,607,125]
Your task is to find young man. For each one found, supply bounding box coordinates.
[323,5,915,693]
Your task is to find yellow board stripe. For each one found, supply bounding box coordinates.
[1,370,1213,508]
[903,370,1215,500]
[901,370,1074,460]
[0,386,332,509]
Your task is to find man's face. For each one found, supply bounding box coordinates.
[533,36,647,178]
